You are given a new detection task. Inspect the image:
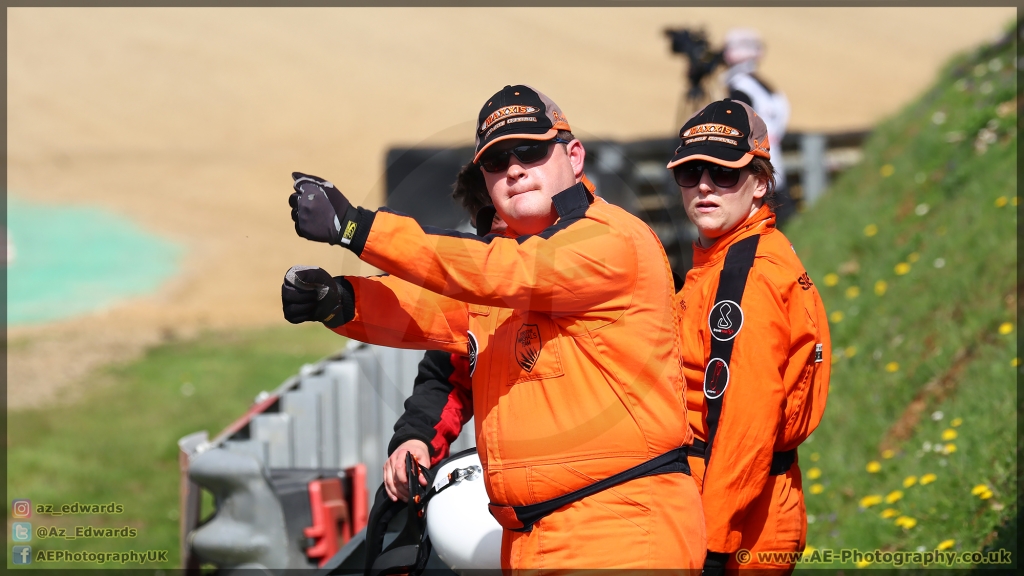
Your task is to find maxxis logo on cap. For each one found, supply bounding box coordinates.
[682,123,743,138]
[708,300,744,341]
[481,105,539,132]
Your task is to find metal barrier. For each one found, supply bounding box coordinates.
[178,342,474,572]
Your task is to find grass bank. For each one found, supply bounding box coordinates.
[785,21,1018,570]
[6,323,345,569]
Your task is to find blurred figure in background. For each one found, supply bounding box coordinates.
[721,28,795,224]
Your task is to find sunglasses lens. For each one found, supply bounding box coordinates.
[710,166,740,187]
[673,163,742,187]
[673,165,703,187]
[479,152,510,173]
[479,140,557,173]
[513,142,551,164]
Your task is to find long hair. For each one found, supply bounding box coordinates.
[747,156,778,211]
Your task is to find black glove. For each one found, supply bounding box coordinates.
[290,172,372,252]
[281,265,354,327]
[702,551,730,576]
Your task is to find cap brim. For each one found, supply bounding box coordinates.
[666,145,753,170]
[473,128,558,163]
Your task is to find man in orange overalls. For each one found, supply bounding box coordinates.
[666,99,830,575]
[281,85,706,571]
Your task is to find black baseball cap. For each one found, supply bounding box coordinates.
[473,85,572,163]
[666,98,771,169]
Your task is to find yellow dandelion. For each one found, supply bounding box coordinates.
[810,452,820,462]
[830,311,845,323]
[980,490,993,500]
[810,483,824,495]
[944,443,957,454]
[823,273,839,286]
[807,467,822,480]
[880,164,895,177]
[972,484,990,495]
[907,252,920,263]
[866,461,881,473]
[845,346,858,358]
[845,286,860,299]
[920,473,937,485]
[894,262,911,275]
[864,224,879,237]
[880,508,899,519]
[941,429,958,441]
[803,546,816,558]
[951,417,963,427]
[937,539,956,551]
[998,322,1014,335]
[895,516,917,529]
[903,475,918,488]
[885,362,900,372]
[885,490,904,503]
[874,280,888,295]
[881,449,895,459]
[1012,358,1021,367]
[860,494,883,507]
[994,196,1008,207]
[1013,196,1020,206]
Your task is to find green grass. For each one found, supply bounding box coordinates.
[785,21,1019,570]
[6,323,346,569]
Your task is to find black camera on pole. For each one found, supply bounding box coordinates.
[664,28,724,102]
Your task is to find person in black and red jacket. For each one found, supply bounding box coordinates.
[381,162,496,503]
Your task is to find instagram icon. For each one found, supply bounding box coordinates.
[12,499,32,518]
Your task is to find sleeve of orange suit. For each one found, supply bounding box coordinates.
[702,270,790,553]
[329,273,469,355]
[353,190,637,313]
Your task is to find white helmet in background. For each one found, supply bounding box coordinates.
[425,450,502,573]
[723,28,764,66]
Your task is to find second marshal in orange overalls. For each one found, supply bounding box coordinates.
[666,99,831,575]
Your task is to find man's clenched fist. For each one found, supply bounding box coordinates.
[281,265,353,327]
[290,172,358,246]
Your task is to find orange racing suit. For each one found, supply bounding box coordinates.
[333,182,705,570]
[678,205,830,572]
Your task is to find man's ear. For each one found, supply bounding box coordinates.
[567,139,586,180]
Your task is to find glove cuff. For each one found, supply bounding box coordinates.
[323,276,356,328]
[337,206,375,256]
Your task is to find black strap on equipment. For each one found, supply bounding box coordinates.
[703,234,759,464]
[488,447,690,533]
[362,449,481,576]
[688,439,796,476]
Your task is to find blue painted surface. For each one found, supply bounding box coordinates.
[6,196,183,326]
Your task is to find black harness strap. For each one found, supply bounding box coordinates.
[688,439,796,476]
[703,234,760,464]
[488,447,691,533]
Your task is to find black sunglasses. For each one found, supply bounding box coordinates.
[478,138,572,173]
[673,161,743,188]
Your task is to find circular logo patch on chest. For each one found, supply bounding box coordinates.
[467,331,479,377]
[708,299,744,341]
[704,358,730,400]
